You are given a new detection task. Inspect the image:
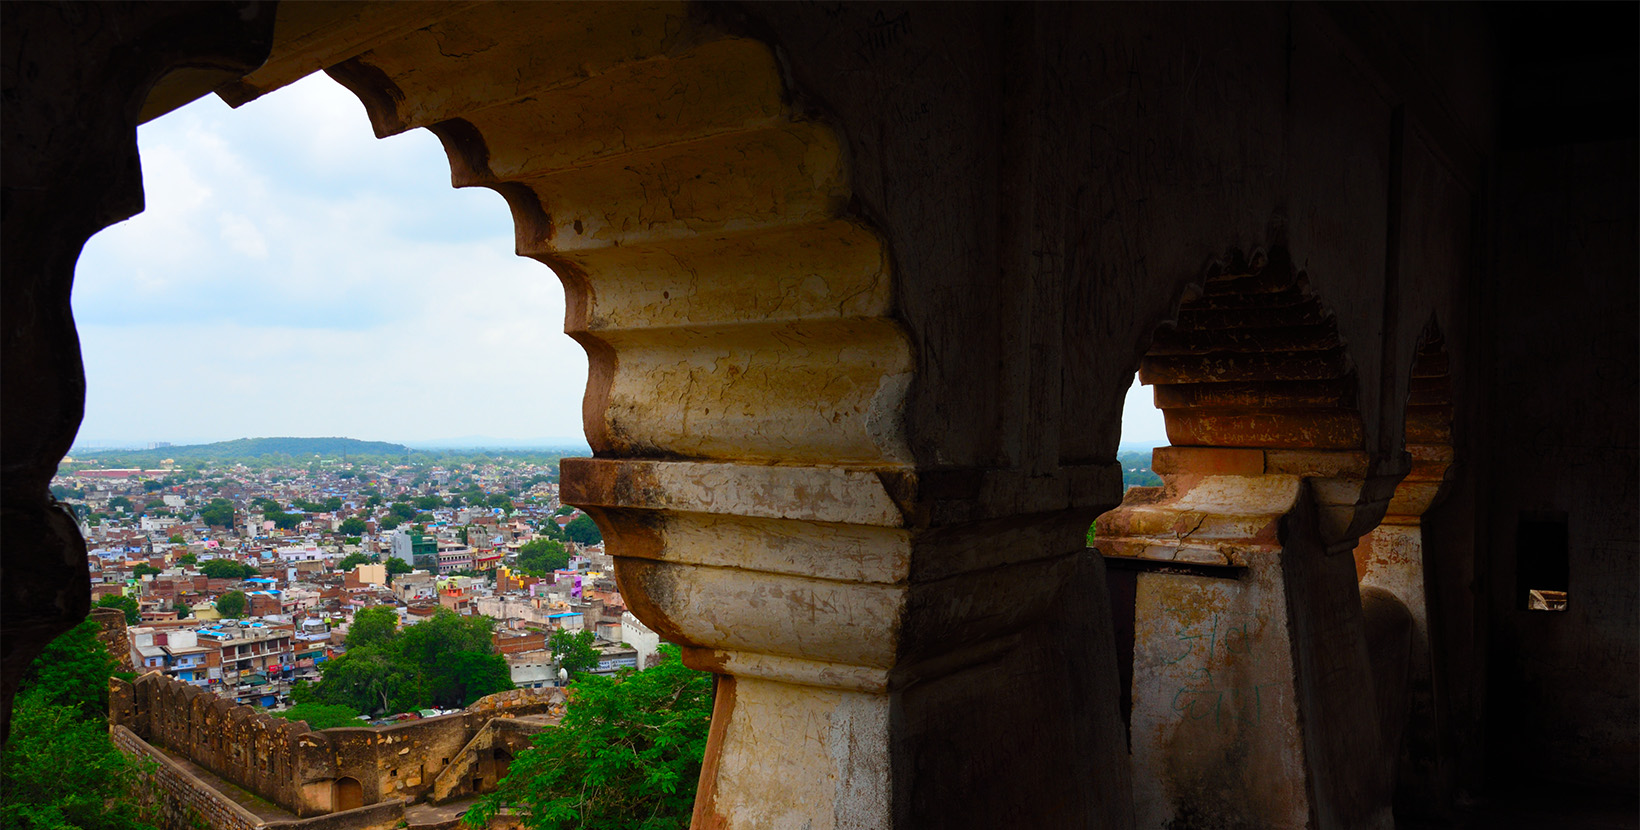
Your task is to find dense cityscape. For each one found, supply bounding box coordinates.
[53,441,658,719]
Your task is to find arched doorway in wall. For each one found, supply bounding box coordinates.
[333,776,364,812]
[1093,248,1405,829]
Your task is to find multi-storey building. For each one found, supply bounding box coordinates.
[196,620,296,708]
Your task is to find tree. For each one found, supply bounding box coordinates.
[338,517,368,535]
[19,617,126,720]
[389,502,417,521]
[347,607,399,650]
[379,514,405,531]
[516,539,570,576]
[6,622,156,830]
[95,594,141,626]
[548,629,600,675]
[200,498,234,528]
[267,510,302,530]
[201,559,257,579]
[166,534,185,544]
[413,495,443,510]
[464,646,711,830]
[324,496,344,512]
[173,600,192,619]
[564,515,602,546]
[108,496,133,513]
[215,591,247,619]
[385,557,412,583]
[338,552,375,572]
[132,564,161,578]
[178,553,198,565]
[271,702,363,730]
[305,609,510,713]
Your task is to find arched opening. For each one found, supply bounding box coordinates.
[1352,320,1455,814]
[1094,249,1401,828]
[333,776,363,812]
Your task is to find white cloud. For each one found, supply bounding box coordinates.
[74,73,587,445]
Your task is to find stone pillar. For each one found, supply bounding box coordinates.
[564,460,1134,829]
[1352,335,1454,809]
[1098,448,1396,829]
[313,5,1136,824]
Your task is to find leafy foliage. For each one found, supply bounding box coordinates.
[299,609,511,714]
[19,618,124,720]
[346,607,399,650]
[386,557,413,583]
[271,702,365,730]
[2,691,158,830]
[564,515,602,546]
[215,591,248,619]
[95,594,141,625]
[338,517,368,535]
[516,539,570,576]
[339,552,376,572]
[200,559,258,579]
[132,564,161,578]
[548,629,600,675]
[199,498,234,528]
[464,646,711,830]
[4,617,155,830]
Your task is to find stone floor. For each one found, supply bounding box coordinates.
[405,797,479,830]
[152,745,299,823]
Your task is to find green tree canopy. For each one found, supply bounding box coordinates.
[347,607,399,650]
[516,538,569,576]
[177,553,197,565]
[324,496,344,512]
[413,495,444,510]
[272,702,364,730]
[338,552,375,572]
[302,609,511,714]
[132,564,160,578]
[108,496,133,513]
[464,646,711,830]
[166,534,185,544]
[5,620,154,830]
[94,594,140,626]
[338,517,368,535]
[200,498,234,528]
[548,629,600,675]
[385,557,413,584]
[173,600,192,620]
[215,591,247,619]
[200,559,258,580]
[564,515,602,546]
[19,617,125,720]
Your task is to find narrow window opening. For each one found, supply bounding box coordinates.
[1517,513,1569,611]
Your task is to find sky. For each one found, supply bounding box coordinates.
[72,73,1169,450]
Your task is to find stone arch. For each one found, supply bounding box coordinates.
[1094,248,1400,828]
[333,777,364,812]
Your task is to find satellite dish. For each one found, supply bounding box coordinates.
[557,667,568,683]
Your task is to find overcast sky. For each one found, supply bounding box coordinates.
[72,73,1168,450]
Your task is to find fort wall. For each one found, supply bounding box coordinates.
[112,672,565,819]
